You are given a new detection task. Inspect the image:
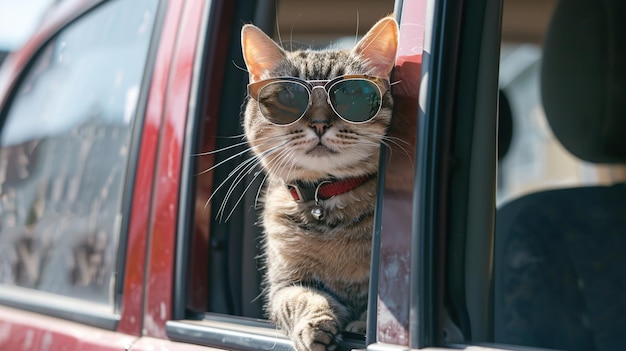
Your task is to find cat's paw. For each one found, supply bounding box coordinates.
[345,320,367,334]
[292,315,341,351]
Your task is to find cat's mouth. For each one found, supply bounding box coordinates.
[306,143,337,156]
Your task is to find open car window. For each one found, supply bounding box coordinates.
[167,0,435,349]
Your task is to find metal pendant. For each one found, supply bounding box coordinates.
[311,180,330,221]
[311,205,324,221]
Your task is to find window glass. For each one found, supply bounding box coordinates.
[0,0,159,305]
[495,1,626,350]
[497,44,626,206]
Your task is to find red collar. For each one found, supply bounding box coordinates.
[286,174,374,202]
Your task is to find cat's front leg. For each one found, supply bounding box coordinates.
[269,285,349,351]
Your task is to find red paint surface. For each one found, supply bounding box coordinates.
[117,0,186,336]
[0,306,135,351]
[377,0,426,345]
[142,0,206,338]
[131,336,222,351]
[0,0,208,347]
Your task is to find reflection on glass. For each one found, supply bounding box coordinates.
[0,0,159,305]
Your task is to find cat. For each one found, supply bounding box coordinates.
[240,16,398,351]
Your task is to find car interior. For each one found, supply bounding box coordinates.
[494,0,626,350]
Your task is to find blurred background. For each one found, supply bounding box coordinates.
[0,0,59,67]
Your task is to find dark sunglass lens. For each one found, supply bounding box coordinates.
[329,80,381,122]
[257,82,309,124]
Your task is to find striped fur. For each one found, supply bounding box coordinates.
[241,17,398,351]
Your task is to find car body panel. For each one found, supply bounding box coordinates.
[142,0,207,339]
[375,0,427,346]
[117,0,187,338]
[0,305,135,351]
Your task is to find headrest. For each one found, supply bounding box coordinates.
[498,90,513,161]
[541,0,626,164]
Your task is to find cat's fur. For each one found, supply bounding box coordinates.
[241,17,398,351]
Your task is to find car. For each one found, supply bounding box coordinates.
[0,0,624,350]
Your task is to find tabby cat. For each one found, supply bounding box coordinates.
[240,16,398,351]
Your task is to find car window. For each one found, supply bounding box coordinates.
[202,0,396,320]
[169,0,430,349]
[0,0,159,306]
[497,44,626,205]
[497,0,626,205]
[494,1,626,350]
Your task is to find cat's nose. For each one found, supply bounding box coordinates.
[310,119,330,136]
[308,88,332,136]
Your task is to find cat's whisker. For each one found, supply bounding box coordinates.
[216,143,289,221]
[273,148,296,182]
[283,152,299,185]
[254,172,269,210]
[194,134,286,157]
[216,133,247,140]
[359,132,412,153]
[383,135,411,146]
[354,10,360,47]
[204,154,258,212]
[231,60,249,73]
[266,146,296,184]
[196,147,255,176]
[359,135,414,165]
[222,144,294,220]
[224,166,267,221]
[289,14,301,52]
[380,136,414,161]
[195,136,287,175]
[275,3,283,50]
[254,146,292,189]
[217,154,267,220]
[204,133,295,219]
[204,141,285,211]
[192,139,254,157]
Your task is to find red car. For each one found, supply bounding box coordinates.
[0,0,624,350]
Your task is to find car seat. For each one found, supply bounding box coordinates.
[493,0,626,350]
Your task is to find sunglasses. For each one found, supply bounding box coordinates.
[247,74,390,125]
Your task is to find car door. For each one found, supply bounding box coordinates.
[0,0,167,349]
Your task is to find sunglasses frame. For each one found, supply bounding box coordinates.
[247,74,391,126]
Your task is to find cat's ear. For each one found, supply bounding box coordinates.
[241,24,286,83]
[353,16,398,77]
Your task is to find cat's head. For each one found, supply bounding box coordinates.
[241,17,398,183]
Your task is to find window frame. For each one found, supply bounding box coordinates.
[431,0,502,347]
[166,0,508,350]
[0,0,167,331]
